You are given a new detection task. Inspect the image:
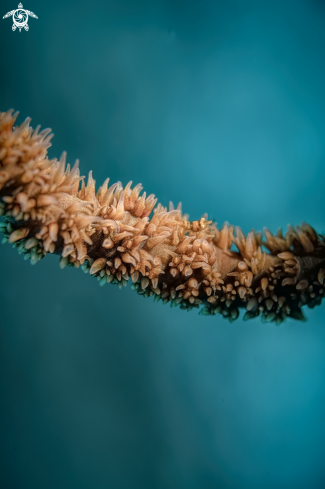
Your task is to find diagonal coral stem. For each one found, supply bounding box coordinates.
[0,109,324,323]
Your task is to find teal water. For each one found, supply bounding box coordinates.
[1,1,325,488]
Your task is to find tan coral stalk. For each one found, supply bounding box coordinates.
[0,109,325,324]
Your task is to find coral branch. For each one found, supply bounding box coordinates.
[0,109,324,323]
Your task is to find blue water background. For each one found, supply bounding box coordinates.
[1,1,325,488]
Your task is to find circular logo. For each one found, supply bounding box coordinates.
[13,8,28,27]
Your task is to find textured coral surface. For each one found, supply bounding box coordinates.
[0,109,324,323]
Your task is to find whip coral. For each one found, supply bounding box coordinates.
[0,109,324,323]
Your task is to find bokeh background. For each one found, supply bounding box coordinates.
[1,0,325,488]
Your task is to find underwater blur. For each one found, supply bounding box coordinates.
[1,0,325,488]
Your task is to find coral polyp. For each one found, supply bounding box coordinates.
[0,109,324,323]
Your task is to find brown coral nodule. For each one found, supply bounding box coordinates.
[0,109,324,324]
